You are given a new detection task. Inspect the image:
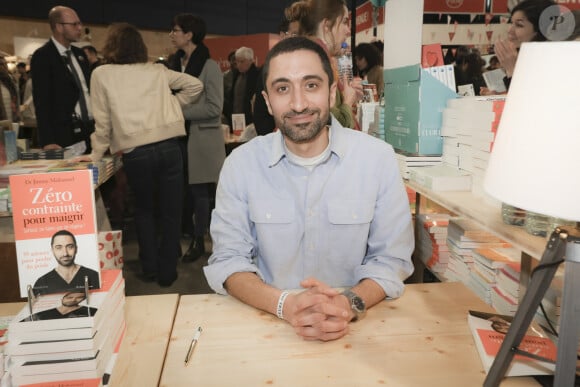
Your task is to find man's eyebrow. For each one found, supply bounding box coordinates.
[269,74,324,87]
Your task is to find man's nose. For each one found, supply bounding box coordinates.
[289,88,307,112]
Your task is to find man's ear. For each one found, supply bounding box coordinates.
[329,81,338,108]
[262,90,273,116]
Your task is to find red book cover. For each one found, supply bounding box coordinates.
[9,170,101,297]
[468,310,556,376]
[421,43,444,68]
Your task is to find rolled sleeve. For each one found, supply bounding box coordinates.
[204,155,264,294]
[353,146,414,299]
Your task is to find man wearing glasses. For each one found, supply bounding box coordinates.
[31,6,93,153]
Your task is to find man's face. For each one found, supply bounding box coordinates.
[235,56,252,73]
[51,235,77,267]
[263,50,336,144]
[55,9,83,45]
[61,292,85,307]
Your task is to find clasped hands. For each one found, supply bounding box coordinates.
[282,278,354,342]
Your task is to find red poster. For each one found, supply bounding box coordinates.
[424,0,486,13]
[354,1,385,33]
[491,0,510,14]
[555,1,580,11]
[492,0,580,13]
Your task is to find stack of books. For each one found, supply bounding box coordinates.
[415,213,450,274]
[491,262,521,316]
[1,314,11,384]
[440,96,506,195]
[409,164,471,191]
[19,141,86,161]
[443,218,511,286]
[395,151,442,180]
[469,247,520,307]
[46,155,120,186]
[6,270,125,386]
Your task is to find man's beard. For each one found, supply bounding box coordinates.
[277,108,328,143]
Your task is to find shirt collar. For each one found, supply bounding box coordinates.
[51,37,69,56]
[268,115,349,167]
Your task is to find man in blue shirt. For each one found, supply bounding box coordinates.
[204,37,414,341]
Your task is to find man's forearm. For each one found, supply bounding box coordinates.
[224,272,282,316]
[350,278,387,310]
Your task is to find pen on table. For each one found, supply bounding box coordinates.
[184,326,202,366]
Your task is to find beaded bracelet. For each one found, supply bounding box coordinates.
[276,291,290,319]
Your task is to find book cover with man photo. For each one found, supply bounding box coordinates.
[467,310,556,377]
[9,169,101,298]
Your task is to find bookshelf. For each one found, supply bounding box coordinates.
[406,180,547,293]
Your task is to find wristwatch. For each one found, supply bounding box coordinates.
[342,289,366,322]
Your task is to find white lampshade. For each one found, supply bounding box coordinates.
[484,42,580,222]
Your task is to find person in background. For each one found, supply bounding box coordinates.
[493,0,556,91]
[204,37,414,342]
[16,62,28,102]
[299,0,364,129]
[0,56,20,123]
[230,46,259,128]
[353,42,384,97]
[485,55,500,71]
[455,50,486,96]
[222,50,238,128]
[31,6,93,152]
[285,1,308,37]
[77,23,203,287]
[82,45,102,74]
[169,13,225,262]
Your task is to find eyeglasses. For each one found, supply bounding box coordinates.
[58,21,83,27]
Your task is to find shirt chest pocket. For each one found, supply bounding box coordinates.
[249,199,295,224]
[327,199,374,225]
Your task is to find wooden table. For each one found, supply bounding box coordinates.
[107,294,179,387]
[159,283,538,386]
[0,293,179,387]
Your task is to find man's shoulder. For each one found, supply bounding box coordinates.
[78,265,99,275]
[31,40,55,61]
[334,124,393,153]
[35,269,57,281]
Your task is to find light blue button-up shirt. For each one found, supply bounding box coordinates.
[204,117,414,298]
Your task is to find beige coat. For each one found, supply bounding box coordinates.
[89,63,203,161]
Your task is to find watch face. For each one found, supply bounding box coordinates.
[352,296,365,312]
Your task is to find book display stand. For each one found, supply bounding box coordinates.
[484,227,580,386]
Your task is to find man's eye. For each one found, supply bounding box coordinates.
[305,82,318,90]
[276,86,288,93]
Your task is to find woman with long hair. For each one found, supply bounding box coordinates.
[80,23,202,286]
[299,0,364,128]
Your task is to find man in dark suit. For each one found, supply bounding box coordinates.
[31,5,93,152]
[230,46,259,127]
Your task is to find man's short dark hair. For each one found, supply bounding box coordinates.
[51,229,77,247]
[262,37,334,92]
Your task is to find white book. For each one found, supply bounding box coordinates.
[410,165,471,191]
[483,68,507,93]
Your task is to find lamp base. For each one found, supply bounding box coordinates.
[484,226,580,386]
